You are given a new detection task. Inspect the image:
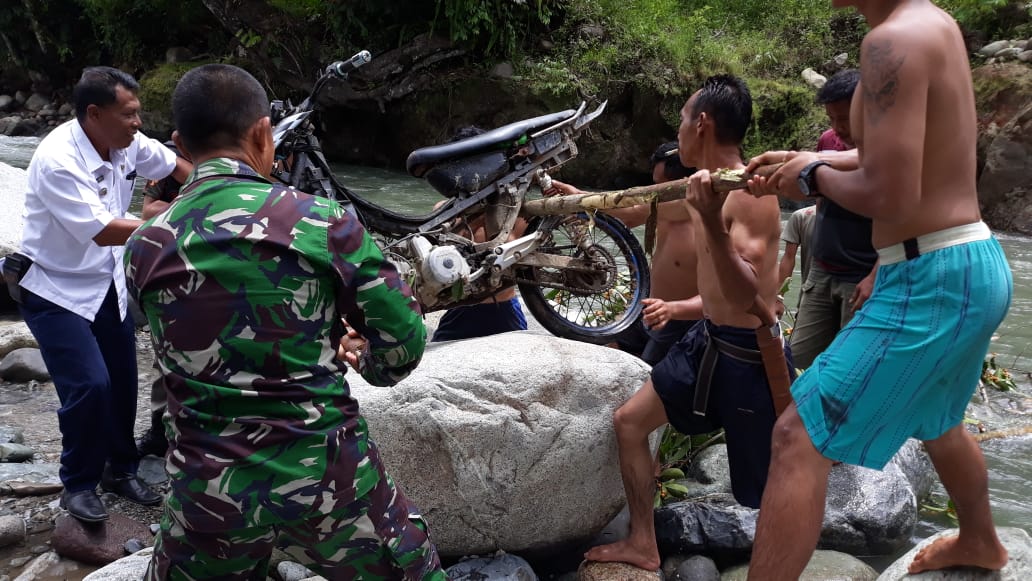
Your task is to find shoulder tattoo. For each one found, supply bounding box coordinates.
[861,39,905,125]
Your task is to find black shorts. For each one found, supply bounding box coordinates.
[615,316,697,366]
[651,320,795,508]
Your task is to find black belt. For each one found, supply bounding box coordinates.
[692,323,764,416]
[902,237,921,260]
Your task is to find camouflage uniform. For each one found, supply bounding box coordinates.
[124,158,443,580]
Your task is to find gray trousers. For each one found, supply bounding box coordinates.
[789,265,859,369]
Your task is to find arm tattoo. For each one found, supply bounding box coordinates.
[862,39,905,125]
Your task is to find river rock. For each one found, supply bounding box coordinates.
[7,119,40,138]
[12,551,60,581]
[136,455,168,486]
[577,561,661,581]
[978,102,1032,235]
[0,462,60,495]
[0,443,34,462]
[0,162,28,258]
[22,94,48,113]
[666,555,719,581]
[0,324,36,360]
[446,553,538,580]
[722,550,877,580]
[877,527,1032,580]
[686,443,733,496]
[82,546,154,581]
[656,439,930,556]
[0,116,19,136]
[52,513,153,565]
[0,348,49,383]
[802,68,827,89]
[996,47,1024,60]
[0,426,24,444]
[0,96,12,112]
[349,333,654,558]
[821,455,917,554]
[979,40,1012,57]
[0,515,25,549]
[1019,50,1032,63]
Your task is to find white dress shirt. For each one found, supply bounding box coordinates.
[19,119,175,322]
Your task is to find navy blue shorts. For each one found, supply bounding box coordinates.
[615,316,696,366]
[431,297,527,342]
[651,320,795,508]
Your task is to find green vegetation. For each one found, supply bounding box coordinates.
[982,354,1018,392]
[655,426,724,507]
[520,0,864,155]
[935,0,1032,40]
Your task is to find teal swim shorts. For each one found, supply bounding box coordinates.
[791,222,1012,469]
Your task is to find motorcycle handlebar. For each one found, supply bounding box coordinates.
[326,50,372,78]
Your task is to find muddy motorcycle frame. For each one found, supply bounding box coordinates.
[270,51,650,344]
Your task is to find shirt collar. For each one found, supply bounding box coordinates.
[184,157,270,186]
[70,120,109,175]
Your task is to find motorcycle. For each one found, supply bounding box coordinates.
[270,51,650,344]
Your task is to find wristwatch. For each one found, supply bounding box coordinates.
[797,160,830,198]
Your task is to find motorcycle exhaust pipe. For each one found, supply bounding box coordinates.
[327,50,372,78]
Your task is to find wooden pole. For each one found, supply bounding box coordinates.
[521,164,783,216]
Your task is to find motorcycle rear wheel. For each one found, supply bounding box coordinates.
[517,212,650,345]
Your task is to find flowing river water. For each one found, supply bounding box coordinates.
[1,136,1029,567]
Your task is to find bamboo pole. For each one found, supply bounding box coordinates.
[521,164,783,216]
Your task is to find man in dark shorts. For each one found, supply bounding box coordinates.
[582,75,792,572]
[430,126,529,342]
[551,142,699,365]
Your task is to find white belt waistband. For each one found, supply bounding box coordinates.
[876,222,991,265]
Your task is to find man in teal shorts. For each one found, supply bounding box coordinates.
[125,64,445,580]
[743,0,1013,578]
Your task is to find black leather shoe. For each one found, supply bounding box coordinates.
[60,490,109,522]
[100,472,162,506]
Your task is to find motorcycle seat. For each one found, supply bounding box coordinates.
[406,109,576,178]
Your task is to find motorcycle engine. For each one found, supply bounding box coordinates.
[407,236,471,304]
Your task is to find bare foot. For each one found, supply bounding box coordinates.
[908,534,1008,574]
[584,539,660,571]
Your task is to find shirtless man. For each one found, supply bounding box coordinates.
[583,75,789,571]
[744,0,1013,578]
[553,143,698,364]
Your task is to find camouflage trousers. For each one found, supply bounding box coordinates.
[144,472,445,580]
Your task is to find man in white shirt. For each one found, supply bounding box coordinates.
[9,67,190,523]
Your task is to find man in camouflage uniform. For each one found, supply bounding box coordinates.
[125,63,444,580]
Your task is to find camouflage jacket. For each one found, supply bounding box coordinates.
[124,157,426,528]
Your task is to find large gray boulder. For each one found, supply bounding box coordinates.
[0,161,27,256]
[656,440,931,556]
[877,527,1031,580]
[350,333,654,558]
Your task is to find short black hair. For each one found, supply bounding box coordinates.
[816,69,860,105]
[650,141,696,180]
[690,74,752,146]
[172,64,270,154]
[73,67,139,122]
